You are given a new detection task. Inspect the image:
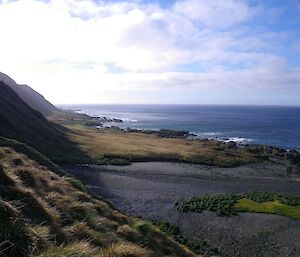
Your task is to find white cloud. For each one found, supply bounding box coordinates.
[0,0,299,104]
[173,0,253,28]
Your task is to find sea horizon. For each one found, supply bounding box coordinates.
[57,103,300,107]
[58,104,300,152]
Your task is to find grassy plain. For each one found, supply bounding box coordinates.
[56,120,260,167]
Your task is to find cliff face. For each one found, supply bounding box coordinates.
[0,72,57,116]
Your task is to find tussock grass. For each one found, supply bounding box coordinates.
[0,199,39,257]
[62,176,87,192]
[0,146,201,257]
[34,241,150,257]
[33,241,98,257]
[98,242,150,257]
[116,225,139,241]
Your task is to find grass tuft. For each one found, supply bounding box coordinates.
[0,200,39,257]
[98,242,150,257]
[62,176,86,192]
[33,241,97,257]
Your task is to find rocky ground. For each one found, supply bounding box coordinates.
[64,161,300,257]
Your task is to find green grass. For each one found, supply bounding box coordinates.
[236,199,300,220]
[176,191,300,220]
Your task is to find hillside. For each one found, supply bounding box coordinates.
[0,140,199,257]
[0,72,56,116]
[0,81,90,163]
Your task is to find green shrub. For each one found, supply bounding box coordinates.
[176,191,300,217]
[133,222,154,236]
[108,158,130,166]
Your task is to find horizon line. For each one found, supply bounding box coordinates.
[54,103,300,107]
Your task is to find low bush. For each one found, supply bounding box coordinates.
[176,191,300,217]
[95,155,131,166]
[108,158,131,166]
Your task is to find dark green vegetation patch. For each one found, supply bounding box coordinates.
[176,192,300,217]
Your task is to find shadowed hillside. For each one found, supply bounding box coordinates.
[0,72,56,116]
[0,81,91,163]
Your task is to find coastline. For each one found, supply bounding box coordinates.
[57,104,300,152]
[50,108,300,170]
[61,107,300,153]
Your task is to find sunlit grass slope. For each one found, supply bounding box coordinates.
[0,142,200,257]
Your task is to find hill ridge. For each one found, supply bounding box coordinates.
[0,81,90,163]
[0,72,56,116]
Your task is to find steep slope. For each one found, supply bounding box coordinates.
[0,72,56,116]
[0,81,90,163]
[0,143,199,257]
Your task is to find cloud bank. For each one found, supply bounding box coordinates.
[0,0,299,104]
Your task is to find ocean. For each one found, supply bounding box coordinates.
[58,104,300,151]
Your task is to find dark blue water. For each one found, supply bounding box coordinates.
[59,104,300,151]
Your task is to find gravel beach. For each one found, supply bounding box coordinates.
[64,162,300,257]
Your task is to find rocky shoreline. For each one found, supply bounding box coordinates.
[65,109,300,171]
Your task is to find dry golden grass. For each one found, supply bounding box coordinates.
[66,126,259,167]
[98,242,150,257]
[33,241,98,257]
[0,146,202,257]
[116,225,138,239]
[34,241,150,257]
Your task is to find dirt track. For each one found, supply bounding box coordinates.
[64,162,300,257]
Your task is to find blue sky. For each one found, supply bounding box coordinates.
[0,0,299,105]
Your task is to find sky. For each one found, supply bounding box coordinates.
[0,0,300,105]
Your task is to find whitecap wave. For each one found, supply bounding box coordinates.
[222,137,253,143]
[202,132,221,136]
[192,132,222,137]
[190,132,253,144]
[122,118,138,123]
